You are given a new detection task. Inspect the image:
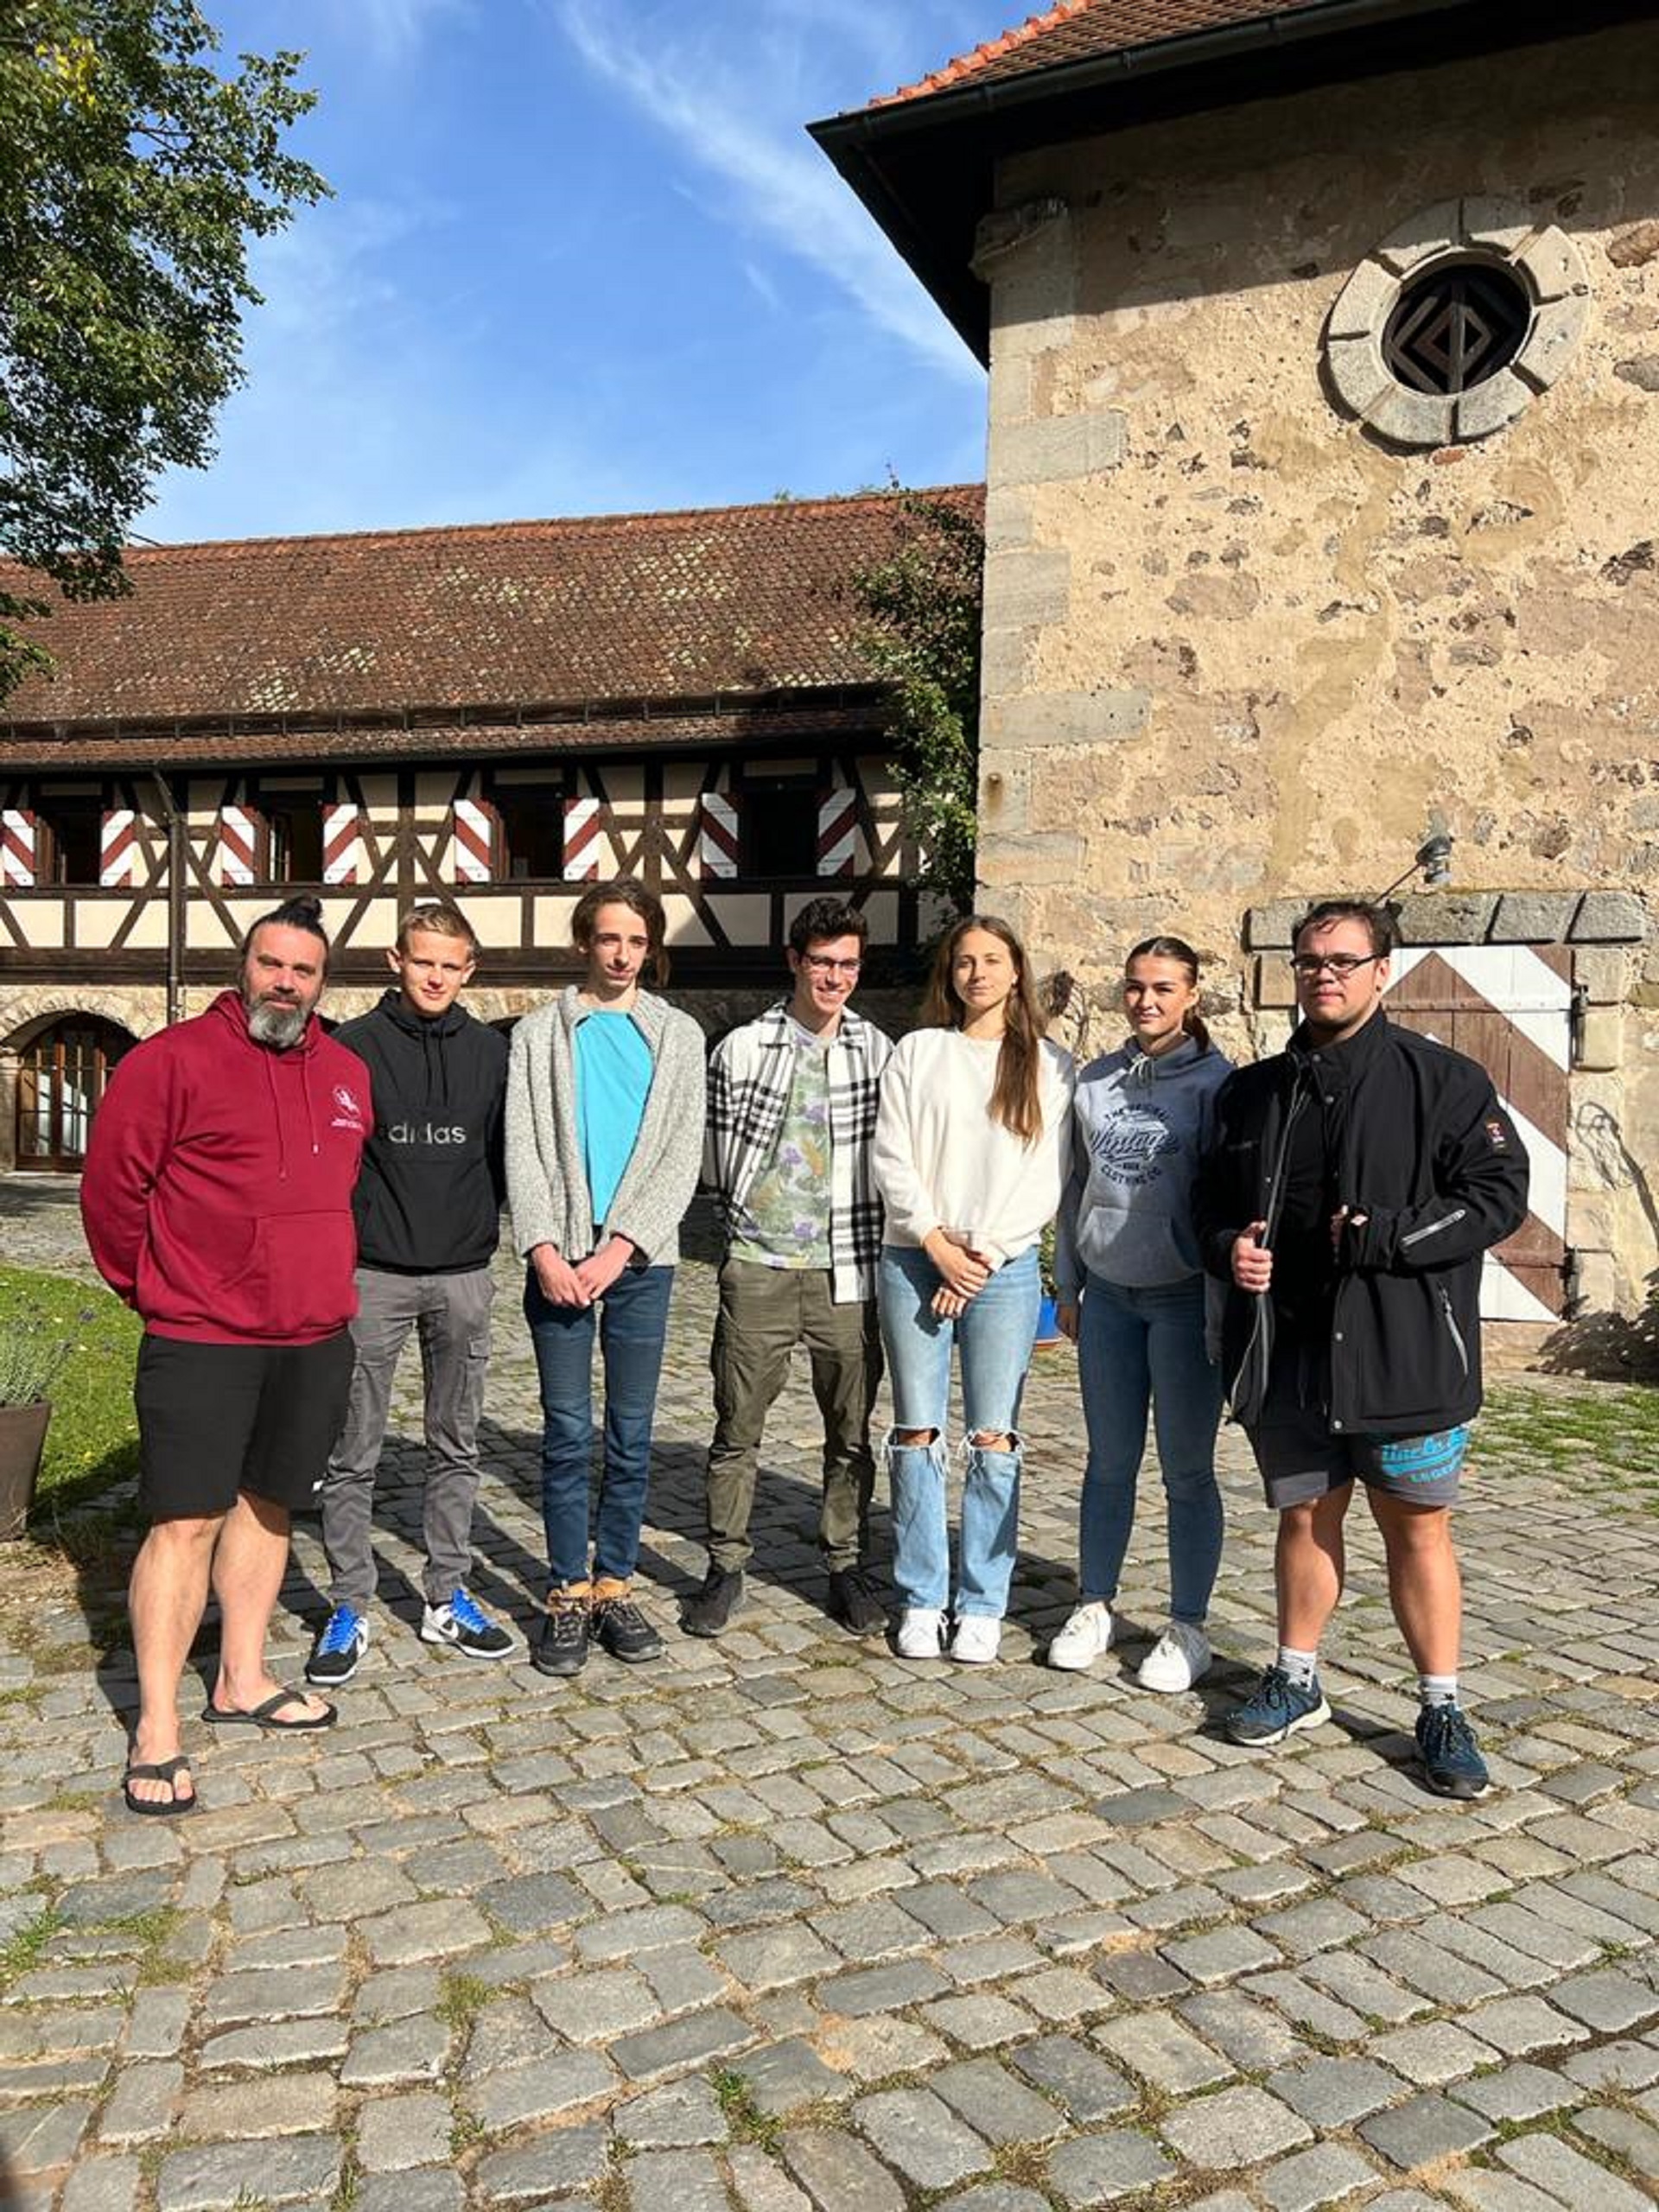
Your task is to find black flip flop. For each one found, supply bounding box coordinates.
[200,1688,336,1732]
[123,1754,198,1817]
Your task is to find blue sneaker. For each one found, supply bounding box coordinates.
[421,1586,515,1660]
[1226,1663,1332,1746]
[306,1605,369,1687]
[1416,1702,1490,1799]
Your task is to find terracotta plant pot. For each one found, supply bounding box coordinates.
[0,1401,51,1541]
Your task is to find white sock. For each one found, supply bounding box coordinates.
[1420,1673,1459,1709]
[1277,1645,1319,1690]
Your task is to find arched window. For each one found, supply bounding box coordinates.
[14,1018,137,1171]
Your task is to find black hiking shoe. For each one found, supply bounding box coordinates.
[682,1564,745,1638]
[532,1592,589,1678]
[593,1591,664,1663]
[828,1567,887,1637]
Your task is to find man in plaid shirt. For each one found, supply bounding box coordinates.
[686,897,893,1637]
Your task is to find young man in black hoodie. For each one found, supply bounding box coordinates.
[1197,900,1529,1800]
[307,904,515,1682]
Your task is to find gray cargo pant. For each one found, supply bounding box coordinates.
[321,1265,494,1611]
[705,1259,881,1573]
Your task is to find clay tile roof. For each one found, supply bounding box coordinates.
[0,487,982,734]
[875,0,1334,105]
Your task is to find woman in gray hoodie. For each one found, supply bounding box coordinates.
[1049,937,1231,1691]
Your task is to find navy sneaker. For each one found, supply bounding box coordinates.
[421,1587,515,1660]
[306,1605,369,1687]
[1226,1663,1332,1746]
[1416,1702,1491,1799]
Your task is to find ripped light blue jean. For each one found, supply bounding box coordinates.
[878,1243,1039,1618]
[1076,1271,1224,1624]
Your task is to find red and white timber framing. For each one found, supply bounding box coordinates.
[99,809,138,887]
[563,797,603,881]
[216,803,261,887]
[451,796,495,885]
[1388,944,1572,1323]
[698,791,740,880]
[322,802,362,887]
[817,787,858,877]
[2,810,36,888]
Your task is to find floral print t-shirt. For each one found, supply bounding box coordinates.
[728,1024,833,1269]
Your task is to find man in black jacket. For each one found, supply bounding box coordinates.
[1197,900,1529,1798]
[307,904,515,1683]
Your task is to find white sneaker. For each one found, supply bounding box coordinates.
[1047,1600,1114,1672]
[895,1606,947,1659]
[950,1614,1001,1665]
[1138,1619,1212,1694]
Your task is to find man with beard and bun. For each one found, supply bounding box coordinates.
[82,899,370,1815]
[1197,899,1528,1801]
[306,903,514,1687]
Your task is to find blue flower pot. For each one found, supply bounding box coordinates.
[1033,1295,1065,1348]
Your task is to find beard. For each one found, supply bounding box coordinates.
[246,997,309,1050]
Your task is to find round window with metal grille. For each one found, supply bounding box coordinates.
[1382,258,1534,397]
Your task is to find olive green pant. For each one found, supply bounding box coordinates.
[705,1259,882,1573]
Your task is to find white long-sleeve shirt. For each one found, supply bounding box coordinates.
[873,1028,1075,1268]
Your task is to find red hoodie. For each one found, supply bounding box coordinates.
[81,991,372,1346]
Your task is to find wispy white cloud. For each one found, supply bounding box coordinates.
[547,0,982,386]
[353,0,475,65]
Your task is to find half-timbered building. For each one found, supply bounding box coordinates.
[0,489,975,1173]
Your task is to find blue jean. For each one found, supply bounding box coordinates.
[1075,1271,1224,1623]
[524,1262,673,1588]
[878,1243,1039,1618]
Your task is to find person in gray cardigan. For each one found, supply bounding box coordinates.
[505,880,705,1679]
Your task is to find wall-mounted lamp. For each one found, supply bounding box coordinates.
[1376,814,1455,903]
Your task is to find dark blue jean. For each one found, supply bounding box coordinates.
[1075,1271,1224,1624]
[524,1262,674,1588]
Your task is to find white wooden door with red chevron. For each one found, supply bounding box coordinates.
[1385,945,1571,1322]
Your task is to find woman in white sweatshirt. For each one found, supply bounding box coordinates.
[873,915,1073,1663]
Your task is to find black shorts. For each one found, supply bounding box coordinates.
[1249,1403,1470,1510]
[135,1332,355,1520]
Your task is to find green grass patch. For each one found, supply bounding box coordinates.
[435,1969,495,2032]
[709,2066,783,2152]
[1479,1378,1659,1512]
[0,1904,66,1989]
[0,1263,142,1520]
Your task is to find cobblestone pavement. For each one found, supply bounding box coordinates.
[4,1179,1658,2212]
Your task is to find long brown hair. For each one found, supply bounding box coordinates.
[571,876,671,987]
[1125,934,1210,1052]
[923,914,1046,1142]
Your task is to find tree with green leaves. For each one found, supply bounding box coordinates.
[852,487,984,916]
[0,1,327,696]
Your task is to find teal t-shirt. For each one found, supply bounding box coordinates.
[574,1010,652,1224]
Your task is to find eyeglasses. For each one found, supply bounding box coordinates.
[800,954,861,976]
[1290,952,1382,979]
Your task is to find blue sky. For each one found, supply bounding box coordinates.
[141,0,1026,545]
